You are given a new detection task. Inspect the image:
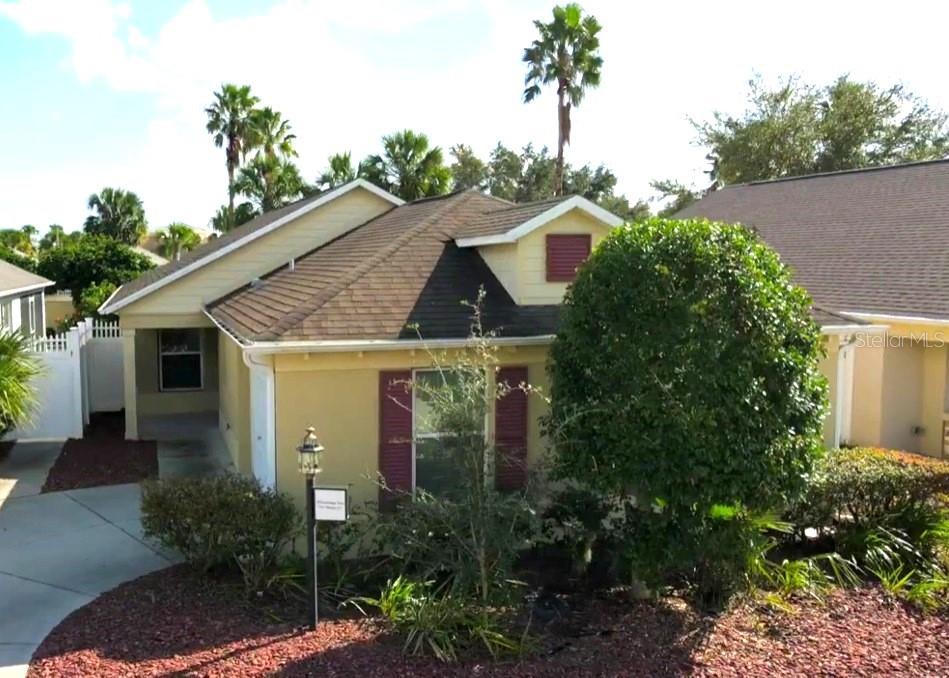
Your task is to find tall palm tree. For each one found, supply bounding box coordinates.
[361,130,451,201]
[205,84,260,226]
[84,187,148,245]
[157,223,201,261]
[316,152,358,191]
[248,107,297,161]
[523,3,603,195]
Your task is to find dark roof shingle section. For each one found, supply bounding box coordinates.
[208,191,558,343]
[453,195,571,240]
[0,260,52,295]
[676,160,949,321]
[107,188,367,307]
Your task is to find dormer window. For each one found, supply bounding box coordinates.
[546,234,592,282]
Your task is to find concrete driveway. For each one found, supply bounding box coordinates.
[0,442,175,678]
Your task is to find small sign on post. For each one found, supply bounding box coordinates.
[314,487,349,522]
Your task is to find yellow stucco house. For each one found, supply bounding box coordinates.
[100,177,867,511]
[679,159,949,458]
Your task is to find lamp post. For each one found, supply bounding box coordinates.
[297,426,323,631]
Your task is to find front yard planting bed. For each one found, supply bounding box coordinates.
[29,565,949,677]
[42,411,157,492]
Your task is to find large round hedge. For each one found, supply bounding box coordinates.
[548,217,827,512]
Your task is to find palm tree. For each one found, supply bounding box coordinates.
[84,187,148,245]
[523,3,603,195]
[248,107,297,161]
[39,225,66,250]
[20,225,38,253]
[0,329,42,435]
[235,155,306,212]
[157,223,201,260]
[361,130,452,201]
[205,84,260,227]
[316,152,358,191]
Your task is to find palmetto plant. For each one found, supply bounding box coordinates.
[248,107,297,162]
[523,3,603,195]
[0,330,42,435]
[157,223,201,261]
[234,154,306,212]
[84,187,148,245]
[205,84,260,227]
[362,130,452,201]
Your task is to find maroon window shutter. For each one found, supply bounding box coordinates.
[546,234,592,282]
[379,370,413,510]
[495,366,529,490]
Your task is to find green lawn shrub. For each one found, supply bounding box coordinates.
[141,474,301,593]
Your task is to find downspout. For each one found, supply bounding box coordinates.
[243,349,277,490]
[834,334,858,448]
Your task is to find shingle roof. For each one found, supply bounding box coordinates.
[453,195,571,240]
[0,260,52,296]
[104,180,401,311]
[208,190,560,343]
[676,159,949,321]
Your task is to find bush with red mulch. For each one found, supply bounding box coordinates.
[41,411,157,493]
[28,565,949,677]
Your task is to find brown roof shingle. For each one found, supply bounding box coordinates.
[676,159,949,321]
[208,190,559,343]
[453,195,571,240]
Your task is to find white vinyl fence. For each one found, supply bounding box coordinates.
[8,318,125,441]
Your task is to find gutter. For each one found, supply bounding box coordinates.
[0,280,55,299]
[820,323,888,336]
[203,308,555,355]
[842,311,949,327]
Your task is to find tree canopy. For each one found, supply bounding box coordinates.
[206,84,260,225]
[83,188,148,245]
[38,234,155,304]
[360,130,452,201]
[157,223,201,260]
[695,75,949,185]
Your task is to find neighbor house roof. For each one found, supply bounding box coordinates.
[207,190,562,344]
[675,159,949,322]
[0,259,53,297]
[101,179,404,313]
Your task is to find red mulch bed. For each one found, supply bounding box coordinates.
[41,412,157,492]
[29,565,949,677]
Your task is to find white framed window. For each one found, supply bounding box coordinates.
[0,300,9,331]
[27,296,36,336]
[158,329,203,391]
[411,368,485,495]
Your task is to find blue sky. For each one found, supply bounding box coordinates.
[3,0,949,233]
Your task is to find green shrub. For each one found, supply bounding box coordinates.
[0,329,42,435]
[540,484,625,578]
[141,474,301,593]
[548,218,827,604]
[791,447,949,531]
[355,577,520,663]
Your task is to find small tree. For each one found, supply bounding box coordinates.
[377,294,540,603]
[38,234,154,305]
[548,217,827,599]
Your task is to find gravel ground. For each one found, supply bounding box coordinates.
[41,412,157,492]
[28,565,949,677]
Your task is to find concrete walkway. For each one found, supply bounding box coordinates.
[0,443,176,678]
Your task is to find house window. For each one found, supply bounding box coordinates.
[546,233,592,282]
[0,300,9,331]
[27,296,36,336]
[159,329,203,391]
[412,369,484,495]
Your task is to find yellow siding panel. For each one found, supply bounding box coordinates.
[121,189,393,316]
[273,346,551,514]
[478,243,518,299]
[218,334,251,473]
[516,209,609,305]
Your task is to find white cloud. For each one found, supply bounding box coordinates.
[3,0,949,231]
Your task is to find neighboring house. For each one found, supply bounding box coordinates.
[100,179,621,511]
[677,159,949,457]
[133,245,169,267]
[0,259,53,339]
